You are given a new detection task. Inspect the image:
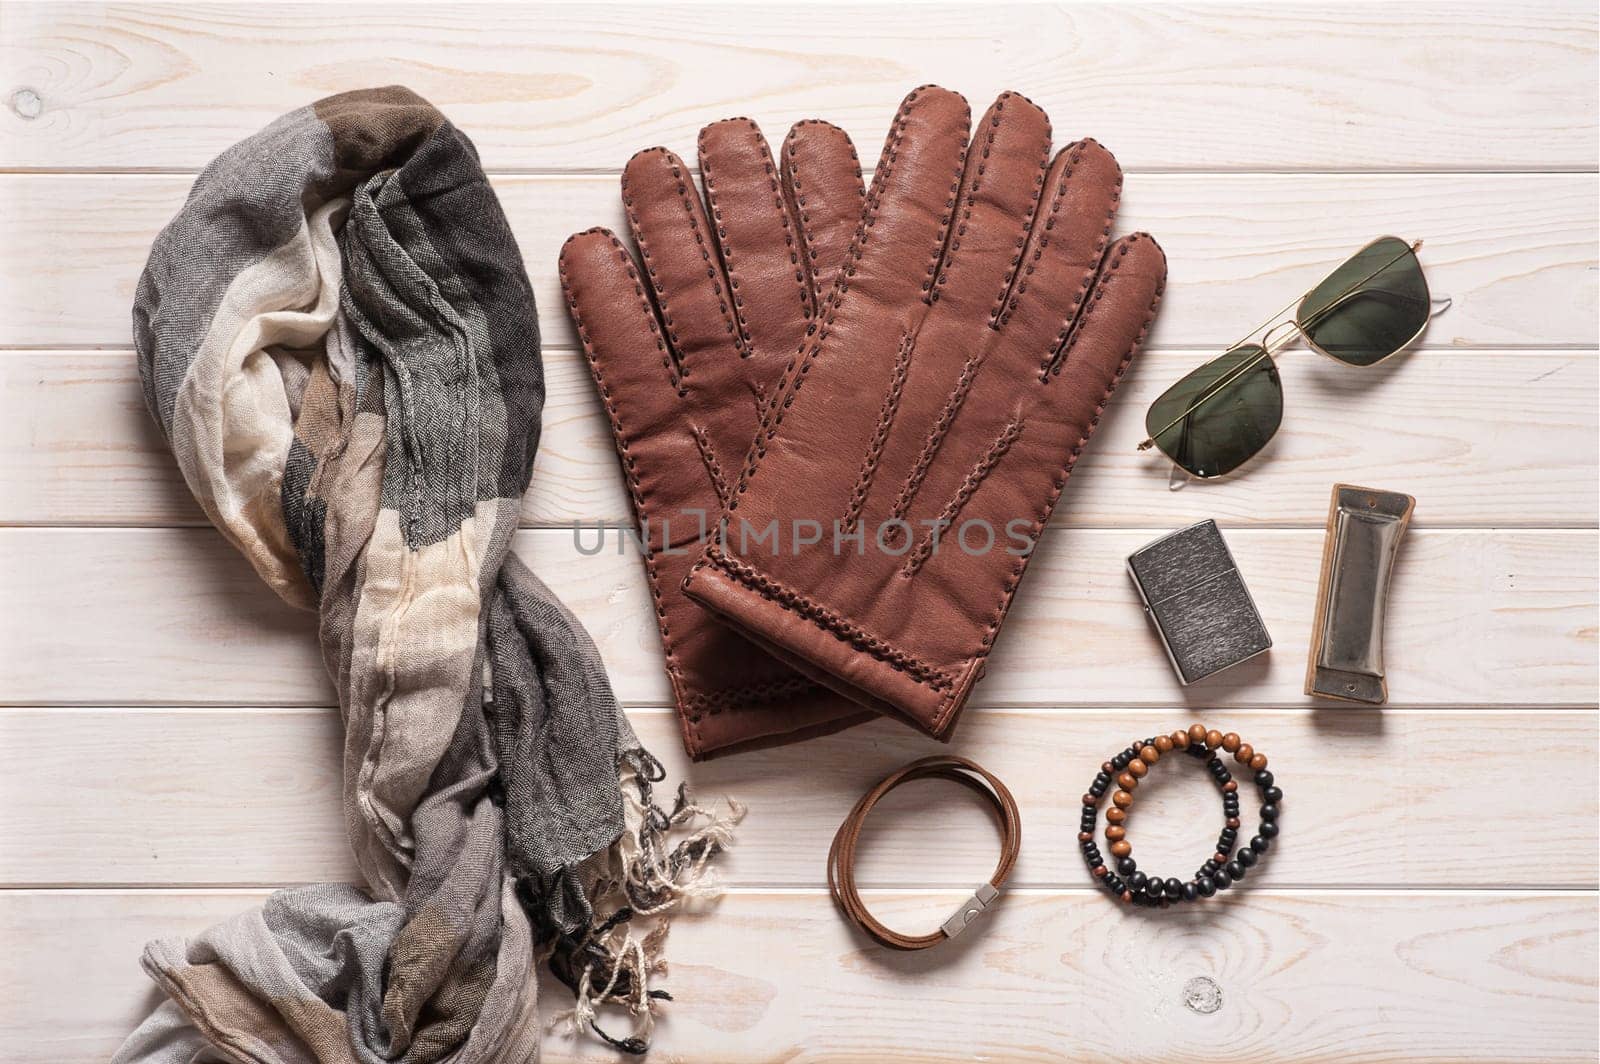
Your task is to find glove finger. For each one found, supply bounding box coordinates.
[841,84,972,316]
[782,120,866,308]
[696,117,812,364]
[993,139,1125,378]
[1045,232,1167,400]
[622,146,744,375]
[559,226,684,435]
[929,91,1052,320]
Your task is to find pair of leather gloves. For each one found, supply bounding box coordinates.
[561,86,1166,759]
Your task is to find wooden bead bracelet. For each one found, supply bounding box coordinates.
[1078,724,1282,905]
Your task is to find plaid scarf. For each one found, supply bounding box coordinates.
[116,86,731,1064]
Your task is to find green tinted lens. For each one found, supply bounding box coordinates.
[1145,345,1283,479]
[1297,236,1429,366]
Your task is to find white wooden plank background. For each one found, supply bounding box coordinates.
[0,3,1596,1062]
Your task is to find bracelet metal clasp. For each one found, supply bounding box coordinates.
[940,882,999,939]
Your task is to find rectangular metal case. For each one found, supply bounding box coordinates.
[1126,519,1272,685]
[1305,484,1415,704]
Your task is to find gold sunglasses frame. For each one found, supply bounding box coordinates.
[1138,236,1441,475]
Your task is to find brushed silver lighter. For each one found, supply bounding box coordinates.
[1127,520,1272,685]
[1305,484,1415,704]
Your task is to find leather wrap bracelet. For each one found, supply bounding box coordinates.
[828,756,1021,950]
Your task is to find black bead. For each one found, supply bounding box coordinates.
[1250,835,1270,853]
[1144,879,1165,900]
[1129,871,1148,891]
[1089,783,1107,798]
[1255,769,1274,787]
[1106,875,1125,893]
[1196,877,1217,897]
[1201,860,1219,876]
[1220,828,1238,841]
[1113,754,1129,769]
[1237,848,1259,867]
[1094,772,1111,785]
[1213,869,1232,890]
[1182,881,1199,902]
[1264,786,1283,803]
[1164,877,1183,899]
[1260,804,1279,821]
[1118,857,1136,876]
[1226,860,1244,879]
[1260,820,1280,838]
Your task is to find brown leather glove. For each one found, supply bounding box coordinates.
[559,115,874,759]
[683,86,1167,739]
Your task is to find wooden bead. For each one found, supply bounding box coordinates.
[1227,817,1241,829]
[1188,724,1208,744]
[1093,865,1108,878]
[1078,831,1093,842]
[1121,890,1133,903]
[1171,729,1190,749]
[1250,753,1269,770]
[1117,772,1138,790]
[1110,840,1132,858]
[1154,735,1174,753]
[1139,745,1161,764]
[1127,759,1148,778]
[1106,825,1126,841]
[1222,780,1238,793]
[1082,793,1097,806]
[1234,743,1254,765]
[1205,729,1223,749]
[1106,807,1127,824]
[1213,852,1228,864]
[1102,761,1115,774]
[1112,790,1134,809]
[1221,732,1241,752]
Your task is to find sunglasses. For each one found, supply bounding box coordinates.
[1139,236,1449,481]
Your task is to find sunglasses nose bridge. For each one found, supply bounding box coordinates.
[1261,318,1307,353]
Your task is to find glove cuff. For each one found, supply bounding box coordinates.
[685,548,986,739]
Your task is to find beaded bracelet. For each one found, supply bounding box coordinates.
[1078,724,1282,905]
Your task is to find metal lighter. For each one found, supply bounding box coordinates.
[1127,520,1272,685]
[1305,484,1415,704]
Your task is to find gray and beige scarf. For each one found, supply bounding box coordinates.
[116,86,733,1064]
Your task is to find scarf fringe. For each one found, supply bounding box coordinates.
[547,754,745,1054]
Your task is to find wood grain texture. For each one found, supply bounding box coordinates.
[2,707,1594,889]
[3,349,1596,529]
[3,172,1596,350]
[1,889,1593,1064]
[2,3,1596,1060]
[1,527,1594,708]
[2,3,1595,172]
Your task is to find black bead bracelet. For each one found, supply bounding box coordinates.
[1078,725,1281,906]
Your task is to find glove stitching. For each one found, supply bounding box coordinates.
[690,423,732,512]
[1050,235,1129,379]
[703,546,955,692]
[989,124,1054,328]
[902,416,1025,577]
[722,88,922,511]
[927,94,1001,304]
[559,231,702,749]
[922,110,975,302]
[624,148,745,377]
[885,345,986,527]
[1034,143,1122,380]
[680,674,822,713]
[782,126,822,318]
[841,330,914,533]
[935,238,1165,735]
